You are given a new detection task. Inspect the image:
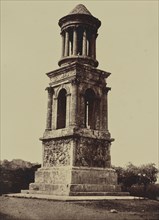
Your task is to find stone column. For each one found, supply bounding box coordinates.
[88,39,91,57]
[52,97,58,129]
[64,31,69,56]
[91,33,96,59]
[105,93,108,130]
[66,93,71,127]
[82,30,87,56]
[70,79,80,126]
[95,97,101,130]
[102,87,111,130]
[45,87,54,130]
[61,32,65,57]
[73,28,78,55]
[86,101,89,128]
[101,92,107,131]
[79,93,85,128]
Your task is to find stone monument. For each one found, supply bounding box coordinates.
[29,4,122,196]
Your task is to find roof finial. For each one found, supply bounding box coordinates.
[69,4,92,15]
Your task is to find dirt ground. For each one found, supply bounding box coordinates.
[0,196,159,220]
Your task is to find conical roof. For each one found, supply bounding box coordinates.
[69,4,92,15]
[59,4,101,32]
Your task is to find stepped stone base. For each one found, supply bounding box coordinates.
[29,166,126,196]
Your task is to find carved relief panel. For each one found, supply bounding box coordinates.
[74,137,111,168]
[43,138,72,167]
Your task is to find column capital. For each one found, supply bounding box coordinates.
[60,31,64,36]
[45,87,54,94]
[71,78,80,86]
[103,87,111,94]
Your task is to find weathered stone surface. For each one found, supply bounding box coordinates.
[71,167,117,184]
[42,135,111,168]
[29,167,120,196]
[28,5,124,197]
[74,137,111,168]
[29,183,70,195]
[69,4,92,15]
[43,139,73,167]
[33,167,72,184]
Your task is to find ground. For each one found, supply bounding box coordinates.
[0,196,159,220]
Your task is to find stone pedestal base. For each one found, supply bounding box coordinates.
[29,166,122,196]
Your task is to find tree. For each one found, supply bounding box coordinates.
[138,163,158,184]
[113,162,158,191]
[0,159,41,195]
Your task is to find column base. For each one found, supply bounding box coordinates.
[29,166,123,196]
[58,56,98,67]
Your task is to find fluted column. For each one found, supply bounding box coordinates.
[64,31,69,56]
[73,28,78,55]
[45,87,54,130]
[52,97,58,129]
[70,79,80,126]
[86,101,89,128]
[95,97,101,130]
[82,30,87,56]
[91,33,96,59]
[102,87,111,130]
[105,93,108,130]
[66,93,71,127]
[61,32,65,57]
[88,39,91,57]
[79,93,85,128]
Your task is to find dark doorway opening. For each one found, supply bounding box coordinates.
[57,89,67,129]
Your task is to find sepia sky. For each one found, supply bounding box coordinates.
[1,1,158,167]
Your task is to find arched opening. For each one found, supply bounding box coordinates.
[57,89,67,129]
[84,88,96,129]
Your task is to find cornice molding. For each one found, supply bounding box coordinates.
[46,61,111,79]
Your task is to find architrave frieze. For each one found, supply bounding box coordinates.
[46,62,111,86]
[40,127,113,142]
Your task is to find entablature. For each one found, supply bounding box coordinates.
[46,62,111,86]
[41,127,114,142]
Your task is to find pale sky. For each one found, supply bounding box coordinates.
[1,1,158,167]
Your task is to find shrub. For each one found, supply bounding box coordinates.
[0,160,41,195]
[113,163,158,190]
[130,184,159,200]
[146,184,159,200]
